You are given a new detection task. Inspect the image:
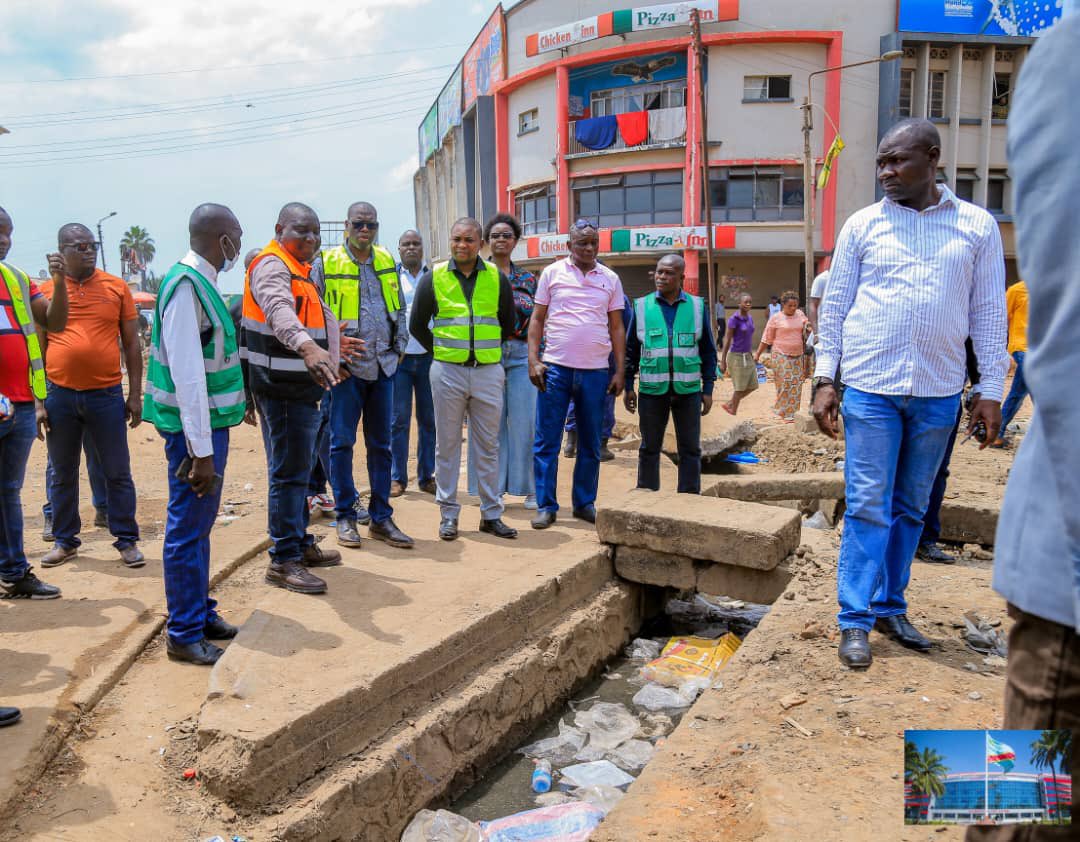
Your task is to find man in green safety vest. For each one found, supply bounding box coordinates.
[143,203,250,666]
[623,253,717,494]
[408,217,518,541]
[0,205,68,605]
[310,201,413,551]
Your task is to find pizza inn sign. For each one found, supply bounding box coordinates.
[612,226,735,252]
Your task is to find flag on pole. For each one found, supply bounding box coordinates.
[817,135,845,190]
[987,734,1016,774]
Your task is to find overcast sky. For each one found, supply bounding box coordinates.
[0,0,495,292]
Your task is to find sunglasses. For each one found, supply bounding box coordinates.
[488,232,515,240]
[351,220,379,231]
[63,241,98,254]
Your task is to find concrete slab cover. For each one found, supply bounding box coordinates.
[596,490,801,570]
[703,472,845,502]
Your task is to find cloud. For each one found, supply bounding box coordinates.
[385,155,419,191]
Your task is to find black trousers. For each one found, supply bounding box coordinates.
[637,390,702,494]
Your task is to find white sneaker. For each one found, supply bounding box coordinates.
[306,496,322,518]
[524,494,538,510]
[314,493,335,513]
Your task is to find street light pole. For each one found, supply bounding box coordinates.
[96,211,117,272]
[802,51,902,285]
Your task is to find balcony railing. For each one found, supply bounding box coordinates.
[567,106,686,158]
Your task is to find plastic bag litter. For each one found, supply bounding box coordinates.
[637,712,674,739]
[962,612,1008,657]
[803,511,831,530]
[625,638,663,661]
[666,593,770,627]
[400,809,481,842]
[573,702,640,749]
[518,721,587,767]
[632,677,709,711]
[571,785,625,814]
[479,802,605,842]
[641,634,741,688]
[558,760,636,790]
[572,743,607,763]
[607,739,655,772]
[534,791,576,808]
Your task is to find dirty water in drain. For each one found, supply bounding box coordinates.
[403,592,770,839]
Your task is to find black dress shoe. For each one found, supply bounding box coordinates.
[915,541,956,564]
[838,628,872,668]
[531,510,557,530]
[166,638,224,666]
[370,518,415,548]
[572,505,597,524]
[480,518,518,539]
[439,517,459,541]
[874,614,932,652]
[0,706,21,727]
[204,616,239,640]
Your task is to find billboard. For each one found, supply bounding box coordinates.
[898,1,1064,37]
[463,7,507,109]
[438,64,463,140]
[418,103,439,165]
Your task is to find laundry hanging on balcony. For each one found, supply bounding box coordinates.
[574,115,618,150]
[648,108,687,143]
[615,111,649,146]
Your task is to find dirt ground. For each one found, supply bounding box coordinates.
[0,372,1031,842]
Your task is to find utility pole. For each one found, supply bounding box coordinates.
[690,9,716,324]
[97,211,117,272]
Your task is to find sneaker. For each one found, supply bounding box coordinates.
[524,494,538,510]
[313,493,335,513]
[119,545,145,568]
[40,545,77,568]
[336,519,363,548]
[265,561,327,595]
[352,501,372,526]
[306,496,323,518]
[93,507,108,528]
[1,569,62,600]
[42,514,54,543]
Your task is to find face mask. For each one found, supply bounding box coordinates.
[220,235,239,273]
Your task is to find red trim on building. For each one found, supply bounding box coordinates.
[555,65,571,230]
[571,161,685,178]
[684,42,701,295]
[495,92,510,213]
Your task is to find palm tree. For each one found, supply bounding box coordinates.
[1031,730,1071,824]
[905,740,920,779]
[119,226,155,288]
[909,747,949,824]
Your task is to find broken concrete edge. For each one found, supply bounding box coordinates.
[251,582,645,842]
[197,548,616,809]
[0,535,271,818]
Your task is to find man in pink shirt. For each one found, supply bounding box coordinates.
[528,221,626,527]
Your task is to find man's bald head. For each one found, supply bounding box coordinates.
[189,203,239,238]
[0,206,11,261]
[348,201,377,219]
[657,253,685,274]
[0,206,10,227]
[877,118,942,207]
[277,202,318,227]
[654,253,685,297]
[58,223,94,247]
[881,118,941,153]
[189,203,243,272]
[275,202,320,264]
[399,228,421,244]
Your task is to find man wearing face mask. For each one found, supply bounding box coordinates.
[144,204,249,665]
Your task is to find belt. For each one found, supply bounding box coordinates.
[456,358,495,368]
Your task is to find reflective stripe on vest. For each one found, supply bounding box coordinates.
[240,239,328,402]
[143,262,247,433]
[0,261,46,400]
[431,261,502,364]
[321,244,400,329]
[635,293,703,395]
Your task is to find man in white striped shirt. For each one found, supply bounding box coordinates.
[812,118,1008,669]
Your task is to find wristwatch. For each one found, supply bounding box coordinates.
[812,376,834,390]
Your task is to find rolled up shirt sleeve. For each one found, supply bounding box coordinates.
[160,282,213,458]
[967,219,1009,402]
[813,217,862,382]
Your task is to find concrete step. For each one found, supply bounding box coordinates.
[614,545,796,604]
[704,471,845,503]
[596,489,801,571]
[197,543,615,809]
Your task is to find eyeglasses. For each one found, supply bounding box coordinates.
[488,232,515,240]
[63,241,98,254]
[351,220,379,231]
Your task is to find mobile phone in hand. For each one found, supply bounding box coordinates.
[175,456,223,495]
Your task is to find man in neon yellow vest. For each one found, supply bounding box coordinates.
[623,253,717,494]
[310,201,413,551]
[143,204,249,666]
[0,205,67,602]
[408,217,518,541]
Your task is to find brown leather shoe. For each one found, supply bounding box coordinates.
[265,561,327,594]
[418,479,437,495]
[40,545,77,568]
[303,542,342,567]
[390,481,405,498]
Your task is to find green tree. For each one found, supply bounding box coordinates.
[908,747,949,824]
[905,740,920,779]
[1031,730,1071,824]
[119,226,156,287]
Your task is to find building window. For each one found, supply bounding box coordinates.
[572,171,683,228]
[899,68,914,118]
[954,168,977,203]
[707,166,804,222]
[987,169,1008,214]
[993,73,1011,120]
[518,108,539,135]
[743,75,792,103]
[929,70,947,119]
[515,183,556,235]
[590,80,686,117]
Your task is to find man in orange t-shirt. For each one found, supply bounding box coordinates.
[40,223,145,569]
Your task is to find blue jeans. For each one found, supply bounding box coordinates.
[44,440,107,518]
[534,364,609,513]
[391,352,436,487]
[468,339,536,497]
[565,354,617,439]
[836,388,960,631]
[44,384,139,550]
[255,393,320,563]
[0,402,37,581]
[1000,350,1029,432]
[329,372,394,523]
[920,405,963,546]
[307,392,332,497]
[162,428,228,645]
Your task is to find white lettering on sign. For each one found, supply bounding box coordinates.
[536,16,600,53]
[632,1,719,30]
[538,234,570,255]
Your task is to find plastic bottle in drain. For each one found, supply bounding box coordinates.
[531,759,553,793]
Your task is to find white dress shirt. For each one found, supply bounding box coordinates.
[397,262,430,356]
[814,184,1008,400]
[159,251,220,458]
